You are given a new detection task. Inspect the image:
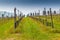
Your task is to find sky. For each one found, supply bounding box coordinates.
[0,0,60,15]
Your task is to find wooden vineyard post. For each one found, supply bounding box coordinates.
[43,8,47,25]
[38,10,40,16]
[47,11,49,15]
[50,8,54,28]
[14,8,17,29]
[18,10,20,19]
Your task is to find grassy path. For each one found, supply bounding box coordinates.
[1,17,60,40]
[4,17,49,40]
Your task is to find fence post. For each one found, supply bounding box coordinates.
[50,8,54,28]
[14,8,17,29]
[43,8,47,25]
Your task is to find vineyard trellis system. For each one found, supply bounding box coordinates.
[14,8,25,29]
[27,8,59,28]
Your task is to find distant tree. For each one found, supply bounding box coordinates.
[54,10,56,14]
[18,10,19,19]
[27,14,29,17]
[38,10,40,16]
[35,12,37,16]
[6,15,8,18]
[20,11,23,17]
[11,15,13,18]
[47,11,49,15]
[2,14,4,18]
[20,14,21,17]
[59,9,60,14]
[36,13,39,16]
[33,13,34,16]
[30,13,32,16]
[43,8,46,15]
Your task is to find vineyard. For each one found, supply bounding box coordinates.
[0,8,60,40]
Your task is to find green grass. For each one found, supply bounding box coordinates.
[0,16,60,40]
[0,18,14,39]
[13,17,50,40]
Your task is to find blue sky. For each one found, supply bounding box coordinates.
[0,0,60,15]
